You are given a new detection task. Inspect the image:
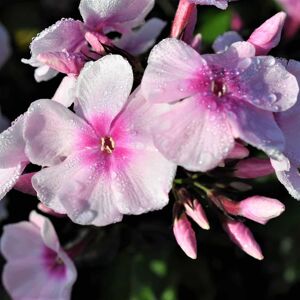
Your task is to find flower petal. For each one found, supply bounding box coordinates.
[24,100,96,166]
[29,211,60,252]
[212,31,243,53]
[22,18,84,81]
[113,147,175,215]
[271,158,300,200]
[1,222,43,260]
[0,115,27,168]
[226,99,285,160]
[142,38,207,103]
[79,0,154,31]
[152,95,234,171]
[0,164,27,200]
[114,18,166,55]
[237,56,298,112]
[32,149,123,226]
[52,76,77,107]
[75,55,133,124]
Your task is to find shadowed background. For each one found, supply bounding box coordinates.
[0,0,300,299]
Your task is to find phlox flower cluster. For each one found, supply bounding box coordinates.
[0,0,300,298]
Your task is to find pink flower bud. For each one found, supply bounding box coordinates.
[184,199,210,230]
[13,172,36,196]
[248,12,287,55]
[171,0,195,38]
[173,213,197,259]
[238,196,285,225]
[220,196,285,224]
[227,142,249,160]
[234,158,274,179]
[223,219,264,260]
[231,11,244,31]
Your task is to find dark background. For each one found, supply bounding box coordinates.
[1,0,300,299]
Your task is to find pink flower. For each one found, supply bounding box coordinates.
[223,219,264,260]
[276,0,300,38]
[1,211,77,300]
[142,38,298,172]
[22,0,165,82]
[24,55,176,226]
[173,213,197,259]
[0,23,11,68]
[0,115,29,200]
[220,196,285,224]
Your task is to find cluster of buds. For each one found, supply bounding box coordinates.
[173,187,285,260]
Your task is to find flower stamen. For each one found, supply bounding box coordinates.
[100,136,115,154]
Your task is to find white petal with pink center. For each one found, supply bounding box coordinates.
[1,211,77,300]
[25,55,176,225]
[142,38,298,171]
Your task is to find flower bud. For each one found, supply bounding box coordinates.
[227,142,249,160]
[248,12,287,55]
[173,213,197,259]
[14,172,36,196]
[220,196,285,224]
[184,200,210,230]
[238,196,285,224]
[223,219,264,260]
[234,158,274,179]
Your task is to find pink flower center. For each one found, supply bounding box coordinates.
[211,79,227,97]
[43,247,66,279]
[100,136,115,154]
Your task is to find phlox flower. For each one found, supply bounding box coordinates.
[212,13,300,200]
[23,55,176,226]
[1,211,77,300]
[22,0,165,82]
[141,38,298,172]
